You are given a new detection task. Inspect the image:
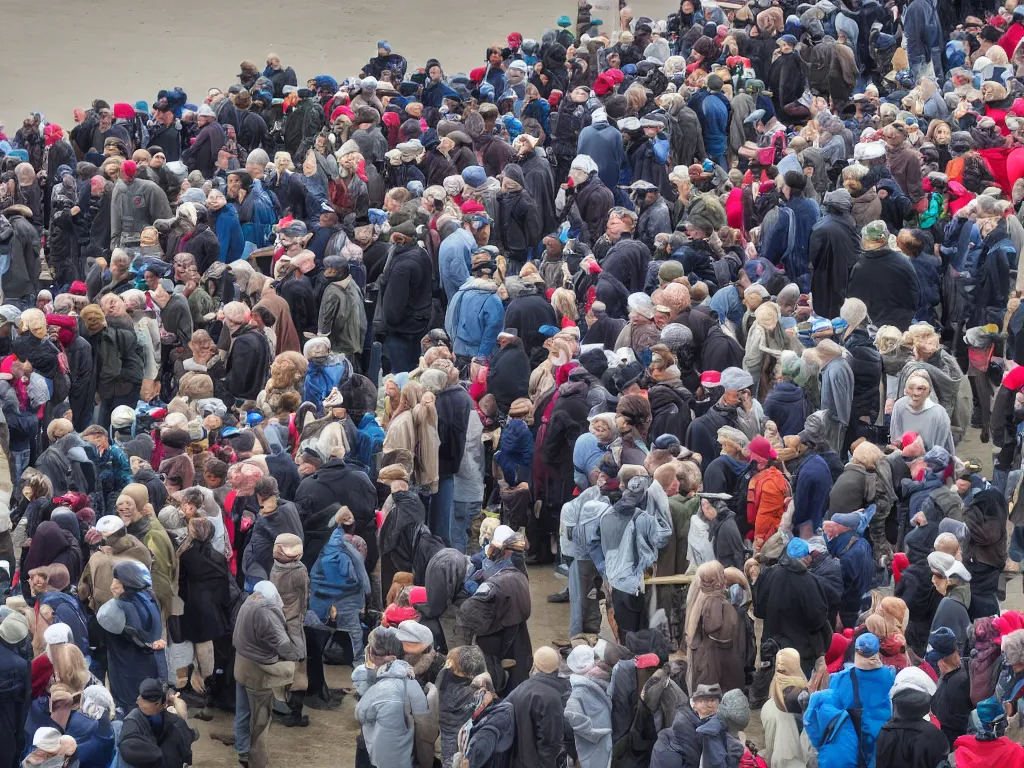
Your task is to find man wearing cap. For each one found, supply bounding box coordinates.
[686,366,748,471]
[754,536,832,675]
[445,250,505,367]
[119,678,198,768]
[628,180,672,253]
[847,220,921,331]
[180,104,223,180]
[439,213,491,301]
[318,256,366,362]
[823,510,875,630]
[651,683,723,766]
[928,625,973,749]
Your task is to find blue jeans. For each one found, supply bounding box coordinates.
[234,682,250,757]
[335,592,366,660]
[429,475,455,547]
[451,501,480,554]
[382,334,421,374]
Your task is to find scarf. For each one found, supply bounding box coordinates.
[685,561,727,646]
[770,647,808,710]
[854,652,883,671]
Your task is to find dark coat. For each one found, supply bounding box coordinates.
[463,699,516,768]
[503,292,558,356]
[753,555,832,669]
[118,706,198,768]
[67,330,97,433]
[1,210,40,300]
[242,500,303,582]
[181,121,224,179]
[294,456,379,571]
[280,273,318,336]
[648,381,693,445]
[507,672,569,768]
[650,706,702,768]
[380,242,433,339]
[436,384,473,477]
[709,508,746,571]
[183,222,221,276]
[848,247,921,331]
[763,381,808,437]
[378,490,443,590]
[0,645,30,768]
[893,559,942,654]
[809,210,859,319]
[487,340,531,414]
[810,550,844,627]
[844,328,883,423]
[876,704,950,768]
[519,152,559,236]
[495,188,542,260]
[602,235,651,294]
[932,664,972,748]
[686,402,739,471]
[178,539,235,643]
[223,324,272,402]
[826,529,874,620]
[572,174,615,245]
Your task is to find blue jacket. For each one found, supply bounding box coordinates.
[496,418,534,486]
[438,227,476,301]
[422,80,461,109]
[213,204,244,263]
[763,381,808,438]
[762,194,821,293]
[310,528,371,619]
[911,254,941,324]
[688,90,731,157]
[792,453,832,530]
[904,0,943,77]
[36,591,91,660]
[304,356,348,414]
[804,689,861,768]
[577,122,627,191]
[444,278,505,358]
[825,666,897,768]
[826,529,874,617]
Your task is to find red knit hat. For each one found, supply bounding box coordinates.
[594,73,616,96]
[826,631,852,673]
[409,586,427,604]
[113,102,135,120]
[606,68,625,84]
[561,316,577,329]
[121,160,138,181]
[700,370,721,386]
[0,355,14,380]
[470,67,487,84]
[1004,364,1024,391]
[69,280,87,296]
[900,431,920,449]
[460,199,486,215]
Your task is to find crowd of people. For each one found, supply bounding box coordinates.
[7,0,1024,766]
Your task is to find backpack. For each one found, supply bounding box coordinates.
[310,539,362,619]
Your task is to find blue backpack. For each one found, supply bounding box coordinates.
[309,533,363,620]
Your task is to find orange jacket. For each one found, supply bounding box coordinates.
[747,466,790,545]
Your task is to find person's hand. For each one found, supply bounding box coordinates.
[95,257,108,270]
[911,511,927,527]
[237,188,247,203]
[422,391,436,407]
[70,206,80,216]
[151,639,167,651]
[84,528,102,545]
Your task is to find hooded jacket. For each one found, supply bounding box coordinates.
[576,121,627,190]
[875,686,949,768]
[294,456,378,570]
[848,247,921,331]
[826,528,874,619]
[241,501,303,582]
[445,278,505,358]
[826,665,897,768]
[354,659,429,768]
[0,207,40,299]
[754,553,832,668]
[565,674,613,768]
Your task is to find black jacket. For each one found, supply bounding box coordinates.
[753,554,832,669]
[0,645,30,768]
[496,189,542,258]
[848,247,921,331]
[183,222,221,275]
[380,242,433,339]
[648,381,693,445]
[518,152,558,236]
[931,664,972,749]
[280,273,317,336]
[573,174,614,245]
[1,210,40,300]
[876,693,950,768]
[503,292,558,356]
[506,672,570,768]
[147,122,183,162]
[809,210,860,318]
[118,707,198,768]
[603,235,651,294]
[223,324,272,402]
[844,327,883,422]
[686,402,739,471]
[487,340,530,414]
[709,507,746,570]
[809,550,844,627]
[67,331,97,433]
[436,384,473,477]
[178,539,235,643]
[294,456,379,571]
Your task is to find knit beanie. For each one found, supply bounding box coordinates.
[533,646,561,674]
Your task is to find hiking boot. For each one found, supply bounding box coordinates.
[280,692,309,728]
[547,587,570,603]
[305,689,348,711]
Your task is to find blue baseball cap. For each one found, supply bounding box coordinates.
[856,633,880,655]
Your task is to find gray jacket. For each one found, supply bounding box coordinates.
[232,593,302,665]
[565,675,613,768]
[354,659,429,768]
[453,410,485,503]
[110,177,172,249]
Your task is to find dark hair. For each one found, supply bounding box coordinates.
[254,476,279,498]
[180,487,206,507]
[203,457,229,480]
[981,25,1002,42]
[252,305,275,327]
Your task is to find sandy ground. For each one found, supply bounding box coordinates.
[4,0,593,124]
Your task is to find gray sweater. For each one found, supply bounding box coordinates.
[890,397,955,454]
[233,594,301,665]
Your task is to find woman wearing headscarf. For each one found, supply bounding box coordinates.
[96,560,166,713]
[173,329,226,391]
[381,381,440,495]
[686,560,743,694]
[759,647,811,768]
[176,516,235,720]
[20,522,81,603]
[864,610,910,671]
[269,533,309,727]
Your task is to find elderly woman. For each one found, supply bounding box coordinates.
[381,381,440,495]
[614,292,662,363]
[744,301,790,400]
[686,560,744,693]
[573,412,617,489]
[927,551,973,650]
[173,329,226,391]
[96,561,166,713]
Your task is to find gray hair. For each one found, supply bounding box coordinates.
[1003,629,1024,666]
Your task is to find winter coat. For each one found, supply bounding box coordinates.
[223,324,272,401]
[637,198,673,253]
[804,689,862,768]
[875,708,949,768]
[762,193,820,292]
[355,659,430,768]
[0,209,40,300]
[110,178,172,250]
[761,697,810,768]
[0,645,29,768]
[436,384,473,476]
[446,278,505,359]
[177,538,235,643]
[650,705,702,768]
[754,554,832,670]
[848,247,921,331]
[242,502,303,582]
[933,664,972,747]
[686,402,740,471]
[378,490,444,589]
[460,699,516,768]
[564,675,612,768]
[572,174,615,245]
[309,528,370,619]
[688,589,744,693]
[792,453,834,531]
[118,706,198,768]
[495,188,542,259]
[507,671,569,768]
[294,456,378,570]
[809,210,859,319]
[951,734,1024,768]
[183,222,220,275]
[648,380,693,445]
[844,328,883,422]
[319,276,366,356]
[180,122,225,182]
[519,151,558,236]
[826,529,873,620]
[210,204,244,263]
[503,291,557,357]
[380,242,433,339]
[576,121,626,190]
[763,381,808,437]
[827,666,897,768]
[904,0,943,77]
[604,236,652,293]
[439,227,476,301]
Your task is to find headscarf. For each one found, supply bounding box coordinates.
[23,522,71,573]
[685,560,727,645]
[159,453,195,489]
[112,560,152,593]
[253,580,283,608]
[770,647,808,710]
[876,596,909,636]
[273,533,303,562]
[80,685,115,721]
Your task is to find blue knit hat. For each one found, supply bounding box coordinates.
[786,538,809,559]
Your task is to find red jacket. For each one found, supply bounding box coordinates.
[952,734,1024,768]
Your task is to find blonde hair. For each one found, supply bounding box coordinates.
[50,643,91,694]
[550,288,577,323]
[852,440,883,468]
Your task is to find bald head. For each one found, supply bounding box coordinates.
[934,533,961,558]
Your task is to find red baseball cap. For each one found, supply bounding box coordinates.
[748,436,778,461]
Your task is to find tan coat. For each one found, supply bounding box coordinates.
[78,533,152,610]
